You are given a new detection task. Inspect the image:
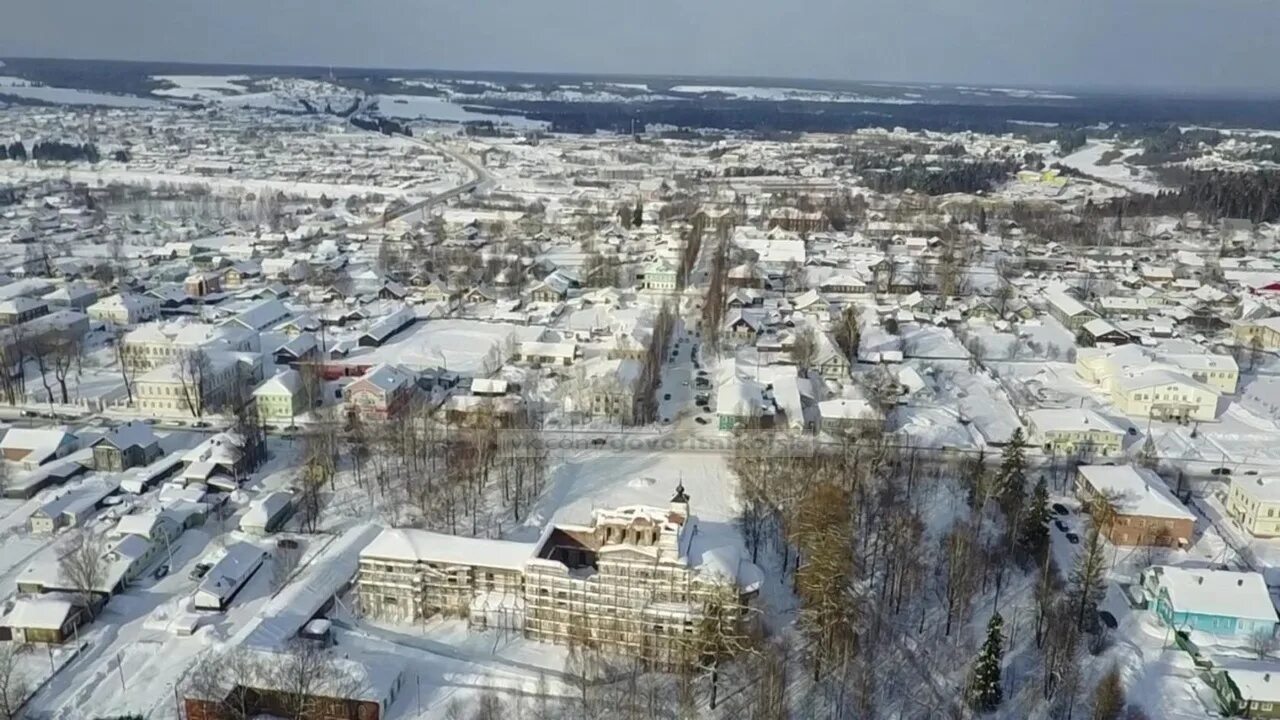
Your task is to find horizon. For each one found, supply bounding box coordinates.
[6,53,1280,102]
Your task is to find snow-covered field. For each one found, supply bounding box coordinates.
[0,76,165,108]
[1058,141,1164,194]
[668,84,920,104]
[151,74,251,99]
[375,94,549,129]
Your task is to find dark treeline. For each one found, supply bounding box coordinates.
[1,140,104,163]
[350,115,412,137]
[30,140,100,163]
[861,160,1021,195]
[1107,169,1280,222]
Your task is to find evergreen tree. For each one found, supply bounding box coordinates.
[977,206,988,234]
[1069,524,1109,631]
[968,612,1005,712]
[1091,665,1125,720]
[632,202,643,227]
[1138,433,1158,470]
[8,142,26,161]
[1017,475,1052,563]
[0,144,6,161]
[996,428,1028,519]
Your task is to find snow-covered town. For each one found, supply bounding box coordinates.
[3,54,1280,720]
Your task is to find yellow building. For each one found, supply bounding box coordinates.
[1026,409,1126,457]
[1227,476,1280,537]
[1233,317,1280,350]
[1111,370,1218,423]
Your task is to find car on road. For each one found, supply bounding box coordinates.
[1052,503,1069,516]
[153,564,170,580]
[1066,532,1080,545]
[1054,519,1069,532]
[1097,611,1118,630]
[19,410,37,418]
[1211,467,1232,476]
[192,420,210,428]
[663,393,672,401]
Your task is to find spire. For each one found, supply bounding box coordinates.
[671,480,689,504]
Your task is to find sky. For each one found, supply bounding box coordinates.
[4,0,1280,94]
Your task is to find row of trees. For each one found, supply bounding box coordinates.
[295,399,551,537]
[722,426,1141,718]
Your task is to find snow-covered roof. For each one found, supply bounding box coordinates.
[361,527,537,571]
[3,596,74,630]
[1043,285,1092,318]
[0,427,75,462]
[1234,476,1280,504]
[818,398,878,421]
[1078,465,1194,522]
[1114,368,1213,394]
[242,491,293,529]
[470,377,509,395]
[1147,566,1276,623]
[1027,409,1124,436]
[1216,659,1280,703]
[92,421,158,450]
[253,369,302,397]
[353,363,414,392]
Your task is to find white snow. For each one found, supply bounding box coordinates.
[151,74,251,99]
[668,84,920,104]
[0,76,165,108]
[374,94,548,129]
[1058,141,1165,194]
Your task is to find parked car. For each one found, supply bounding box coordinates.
[1066,532,1080,545]
[663,393,672,401]
[153,564,170,580]
[277,538,300,550]
[695,417,709,425]
[1052,503,1069,516]
[1054,519,1069,532]
[590,438,606,447]
[188,562,212,581]
[1097,611,1118,630]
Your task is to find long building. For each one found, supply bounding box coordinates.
[357,484,761,668]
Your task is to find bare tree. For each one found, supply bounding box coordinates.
[1250,630,1280,660]
[47,334,83,405]
[269,640,359,720]
[185,647,263,720]
[111,327,134,405]
[0,643,27,720]
[273,544,302,591]
[58,531,106,617]
[174,348,211,418]
[789,326,819,375]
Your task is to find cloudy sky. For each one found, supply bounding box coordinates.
[5,0,1278,93]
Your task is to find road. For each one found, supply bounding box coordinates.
[348,130,492,232]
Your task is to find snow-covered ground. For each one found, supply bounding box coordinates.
[0,76,165,108]
[151,74,251,99]
[1058,141,1164,194]
[375,94,549,129]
